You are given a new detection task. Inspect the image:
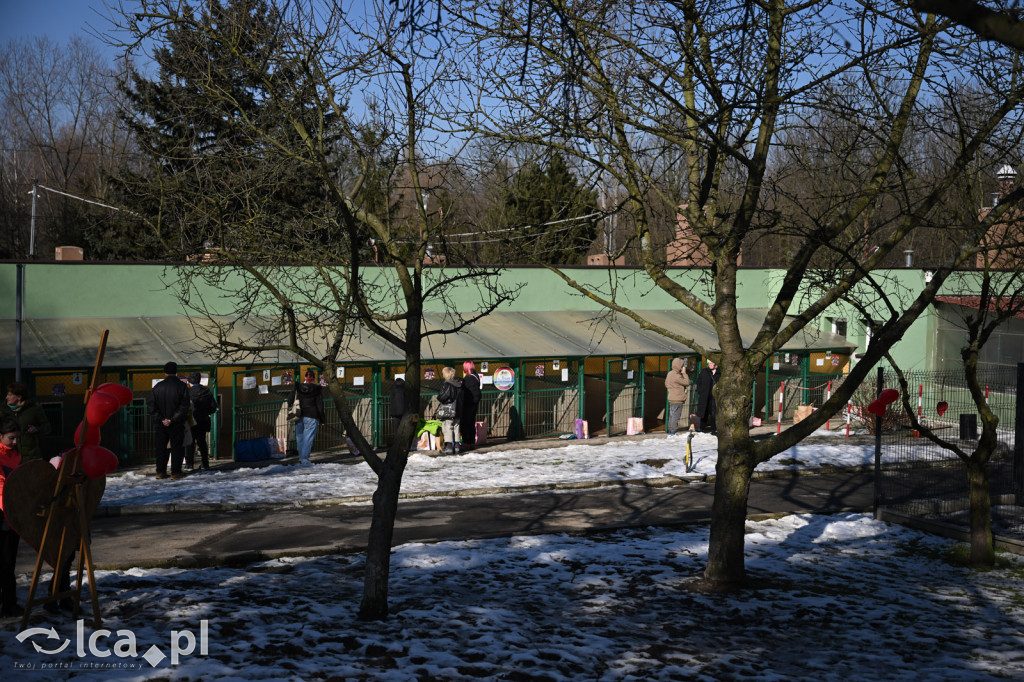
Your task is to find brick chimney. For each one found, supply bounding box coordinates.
[55,246,84,261]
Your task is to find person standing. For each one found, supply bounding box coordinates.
[459,361,482,449]
[186,372,217,471]
[390,377,408,434]
[1,382,51,461]
[437,367,463,454]
[695,359,720,435]
[664,358,691,436]
[148,362,191,479]
[289,369,324,466]
[0,416,22,616]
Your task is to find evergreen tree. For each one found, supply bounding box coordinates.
[112,0,345,260]
[503,152,599,264]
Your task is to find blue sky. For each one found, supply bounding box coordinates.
[0,0,112,44]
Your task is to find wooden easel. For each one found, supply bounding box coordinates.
[19,330,109,631]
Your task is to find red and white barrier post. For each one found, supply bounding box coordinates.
[777,381,785,434]
[825,380,833,431]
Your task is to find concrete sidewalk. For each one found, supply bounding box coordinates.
[15,469,875,576]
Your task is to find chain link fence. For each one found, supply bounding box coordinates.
[877,366,1024,546]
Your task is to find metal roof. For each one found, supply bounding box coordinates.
[2,310,855,369]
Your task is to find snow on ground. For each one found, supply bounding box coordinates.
[3,513,1024,680]
[4,431,1023,680]
[100,431,888,509]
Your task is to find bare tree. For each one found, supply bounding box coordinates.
[911,0,1024,52]
[113,0,520,620]
[0,36,131,258]
[456,0,1024,588]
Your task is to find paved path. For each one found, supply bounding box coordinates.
[15,470,874,575]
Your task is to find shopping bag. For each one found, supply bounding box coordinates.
[626,417,644,435]
[475,421,488,446]
[574,418,589,440]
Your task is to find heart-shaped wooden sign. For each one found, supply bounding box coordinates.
[2,459,106,569]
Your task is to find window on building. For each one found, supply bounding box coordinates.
[831,318,848,338]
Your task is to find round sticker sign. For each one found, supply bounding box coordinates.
[493,366,515,391]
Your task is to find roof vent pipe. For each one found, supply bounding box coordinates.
[904,250,913,267]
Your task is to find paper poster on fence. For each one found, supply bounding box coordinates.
[243,376,256,390]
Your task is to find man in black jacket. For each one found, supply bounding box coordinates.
[695,360,720,435]
[186,372,217,471]
[148,361,191,479]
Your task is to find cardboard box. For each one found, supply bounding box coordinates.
[793,405,814,424]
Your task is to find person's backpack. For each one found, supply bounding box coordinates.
[197,390,218,417]
[438,381,457,405]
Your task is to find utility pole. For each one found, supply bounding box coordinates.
[14,181,38,382]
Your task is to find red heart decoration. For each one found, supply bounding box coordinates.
[81,444,119,478]
[97,382,134,407]
[85,390,120,427]
[867,400,885,417]
[937,401,948,416]
[880,388,899,405]
[74,421,102,446]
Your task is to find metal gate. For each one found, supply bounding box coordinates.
[517,359,582,439]
[605,357,644,436]
[231,367,294,455]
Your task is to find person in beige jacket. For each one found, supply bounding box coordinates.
[665,358,691,436]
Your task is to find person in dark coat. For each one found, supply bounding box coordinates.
[185,372,217,471]
[459,361,482,448]
[1,381,51,461]
[695,360,720,434]
[390,377,407,433]
[147,361,191,479]
[288,369,325,466]
[437,367,463,454]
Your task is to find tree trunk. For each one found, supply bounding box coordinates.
[703,363,755,589]
[358,446,409,620]
[966,456,995,566]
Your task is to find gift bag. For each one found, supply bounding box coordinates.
[574,418,589,440]
[626,417,644,435]
[475,421,488,446]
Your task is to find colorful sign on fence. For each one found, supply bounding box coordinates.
[494,367,515,391]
